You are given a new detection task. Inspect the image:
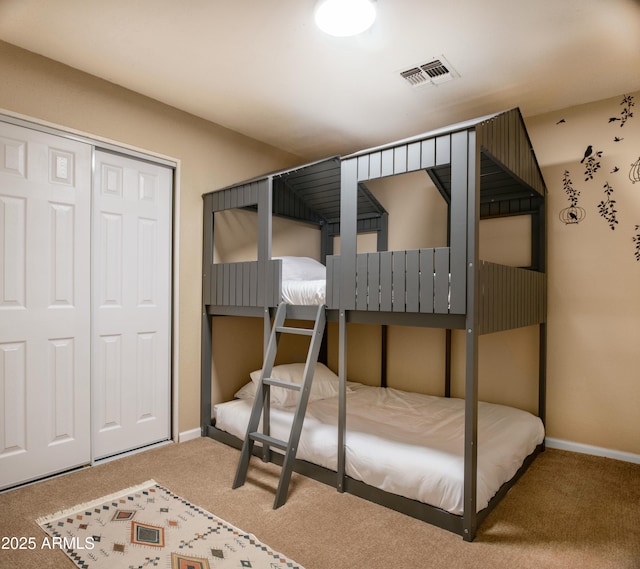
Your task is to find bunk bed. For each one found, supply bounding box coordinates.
[201,108,547,541]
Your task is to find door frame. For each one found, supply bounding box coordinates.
[0,109,181,458]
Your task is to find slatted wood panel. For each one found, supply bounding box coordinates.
[209,180,262,212]
[276,159,341,223]
[273,179,326,224]
[476,108,546,199]
[329,248,459,314]
[479,197,540,218]
[209,260,281,308]
[477,261,546,334]
[324,216,386,239]
[355,135,452,182]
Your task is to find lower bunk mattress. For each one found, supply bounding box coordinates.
[213,382,544,515]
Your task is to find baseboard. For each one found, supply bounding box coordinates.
[178,428,202,443]
[545,437,640,465]
[93,440,173,465]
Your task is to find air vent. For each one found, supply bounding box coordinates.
[400,57,458,87]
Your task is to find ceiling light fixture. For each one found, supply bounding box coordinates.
[314,0,377,37]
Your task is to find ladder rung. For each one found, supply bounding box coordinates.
[249,432,288,451]
[275,326,313,336]
[263,377,301,391]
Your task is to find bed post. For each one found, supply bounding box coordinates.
[258,177,274,354]
[319,223,332,366]
[340,159,358,310]
[320,223,332,265]
[257,176,273,308]
[337,310,347,492]
[201,311,212,434]
[459,129,480,542]
[258,177,273,462]
[444,329,452,397]
[337,158,358,493]
[378,213,389,388]
[445,200,452,398]
[537,199,547,434]
[201,193,214,434]
[380,326,388,388]
[377,212,388,252]
[530,192,547,433]
[539,323,547,429]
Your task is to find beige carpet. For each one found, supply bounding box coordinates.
[1,437,639,569]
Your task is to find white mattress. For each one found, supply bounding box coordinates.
[213,384,545,515]
[277,256,326,305]
[281,279,326,305]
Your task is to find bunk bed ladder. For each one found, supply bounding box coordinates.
[232,303,327,509]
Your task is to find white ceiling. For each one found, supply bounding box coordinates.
[1,0,639,159]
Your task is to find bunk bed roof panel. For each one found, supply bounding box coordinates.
[205,156,341,196]
[343,108,546,217]
[475,108,546,200]
[427,150,544,218]
[273,158,386,225]
[343,110,506,160]
[206,156,387,227]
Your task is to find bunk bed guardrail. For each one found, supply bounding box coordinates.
[327,253,545,326]
[477,261,546,334]
[327,248,456,313]
[205,256,546,327]
[208,259,283,308]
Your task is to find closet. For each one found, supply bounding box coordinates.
[0,119,173,489]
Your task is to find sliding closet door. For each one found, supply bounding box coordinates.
[0,122,92,489]
[92,151,172,459]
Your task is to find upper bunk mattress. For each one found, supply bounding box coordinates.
[278,256,326,305]
[213,383,545,515]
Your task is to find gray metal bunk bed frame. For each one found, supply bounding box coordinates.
[201,107,547,542]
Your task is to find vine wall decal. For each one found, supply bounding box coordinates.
[582,147,603,181]
[555,92,638,262]
[559,170,585,224]
[597,182,618,230]
[609,94,635,127]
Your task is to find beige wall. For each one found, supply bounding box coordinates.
[2,40,638,456]
[0,41,300,434]
[527,92,640,455]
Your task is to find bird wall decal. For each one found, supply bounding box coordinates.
[580,145,593,163]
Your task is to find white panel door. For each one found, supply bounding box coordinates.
[0,122,92,489]
[92,151,172,459]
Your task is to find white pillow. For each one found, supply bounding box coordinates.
[248,362,343,407]
[234,381,258,400]
[234,376,362,403]
[275,256,326,282]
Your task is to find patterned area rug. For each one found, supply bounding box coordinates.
[36,479,304,569]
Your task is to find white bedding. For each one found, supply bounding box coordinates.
[277,256,326,305]
[281,278,326,305]
[214,384,544,515]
